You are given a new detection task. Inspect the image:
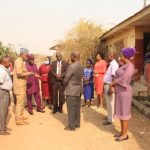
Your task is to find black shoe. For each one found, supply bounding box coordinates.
[37,109,45,113]
[75,125,80,128]
[0,131,10,135]
[58,108,63,113]
[103,121,112,125]
[52,109,57,114]
[49,104,53,110]
[115,135,129,142]
[5,127,12,132]
[64,126,75,131]
[114,134,121,138]
[82,104,87,107]
[28,110,33,115]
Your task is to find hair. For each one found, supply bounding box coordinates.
[87,58,93,64]
[96,51,105,60]
[108,51,116,58]
[46,56,51,64]
[0,56,10,64]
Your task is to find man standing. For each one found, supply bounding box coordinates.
[26,54,45,115]
[103,52,119,125]
[13,48,33,125]
[64,52,83,131]
[0,56,12,135]
[51,52,68,114]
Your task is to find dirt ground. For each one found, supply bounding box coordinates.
[0,99,150,150]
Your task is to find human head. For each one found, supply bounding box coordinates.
[96,51,105,61]
[107,51,116,62]
[86,59,93,68]
[71,51,80,63]
[44,56,51,65]
[27,54,34,65]
[0,56,11,68]
[64,57,69,63]
[20,48,29,61]
[56,51,62,61]
[120,47,136,63]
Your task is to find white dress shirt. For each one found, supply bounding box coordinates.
[0,65,12,91]
[56,61,62,74]
[103,59,119,84]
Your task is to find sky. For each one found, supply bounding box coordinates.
[0,0,150,55]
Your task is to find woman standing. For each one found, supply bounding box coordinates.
[39,57,52,108]
[110,47,135,142]
[144,44,150,94]
[83,59,94,107]
[94,52,107,109]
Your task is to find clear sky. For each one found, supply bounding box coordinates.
[0,0,150,55]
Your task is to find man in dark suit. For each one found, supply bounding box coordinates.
[64,52,83,131]
[50,52,68,114]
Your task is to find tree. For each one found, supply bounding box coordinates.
[62,19,104,64]
[0,41,17,60]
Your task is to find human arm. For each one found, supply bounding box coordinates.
[110,64,134,88]
[64,65,73,85]
[15,61,33,78]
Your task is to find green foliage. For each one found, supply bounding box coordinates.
[0,41,17,60]
[62,19,104,64]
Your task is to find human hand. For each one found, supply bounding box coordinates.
[56,74,61,79]
[28,72,34,76]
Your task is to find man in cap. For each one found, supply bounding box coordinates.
[13,48,34,125]
[26,54,45,115]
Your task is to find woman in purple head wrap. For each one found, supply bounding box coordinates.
[110,47,135,142]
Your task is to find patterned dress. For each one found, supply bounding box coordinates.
[114,63,134,120]
[83,68,94,101]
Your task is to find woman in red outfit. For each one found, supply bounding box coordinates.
[39,57,52,108]
[94,52,107,109]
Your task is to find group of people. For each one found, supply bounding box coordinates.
[82,47,135,141]
[0,47,136,142]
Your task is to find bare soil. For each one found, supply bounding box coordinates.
[1,101,150,150]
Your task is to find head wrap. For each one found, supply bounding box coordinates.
[20,48,29,55]
[27,54,34,60]
[122,47,136,59]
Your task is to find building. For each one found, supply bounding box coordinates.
[99,5,150,78]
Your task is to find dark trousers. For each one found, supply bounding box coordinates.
[52,81,65,110]
[66,96,81,129]
[0,89,10,132]
[27,92,42,111]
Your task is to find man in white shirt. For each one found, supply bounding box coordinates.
[0,56,12,135]
[103,52,119,125]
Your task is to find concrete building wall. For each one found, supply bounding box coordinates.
[105,27,135,52]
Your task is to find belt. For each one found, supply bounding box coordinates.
[0,88,9,93]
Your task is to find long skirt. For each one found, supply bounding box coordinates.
[83,83,94,101]
[41,82,52,100]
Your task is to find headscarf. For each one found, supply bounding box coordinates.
[27,54,34,60]
[122,47,136,59]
